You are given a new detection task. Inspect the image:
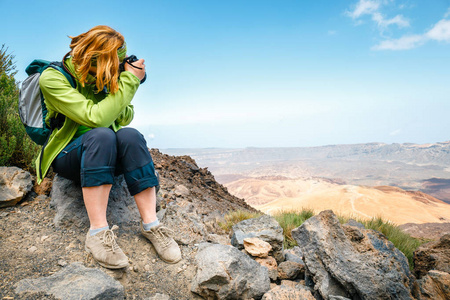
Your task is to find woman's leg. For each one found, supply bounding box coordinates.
[116,128,181,263]
[134,187,157,224]
[53,128,128,269]
[54,127,117,229]
[82,184,112,229]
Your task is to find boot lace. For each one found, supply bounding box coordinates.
[152,226,175,249]
[101,225,120,253]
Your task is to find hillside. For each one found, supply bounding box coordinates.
[164,142,450,204]
[225,176,450,225]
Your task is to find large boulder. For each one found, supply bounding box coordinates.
[0,166,33,208]
[14,262,124,299]
[50,175,141,227]
[291,210,415,300]
[414,234,450,278]
[231,215,284,262]
[191,243,270,299]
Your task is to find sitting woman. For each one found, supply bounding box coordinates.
[36,25,181,269]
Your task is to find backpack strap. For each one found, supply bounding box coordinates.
[49,61,76,89]
[38,60,77,180]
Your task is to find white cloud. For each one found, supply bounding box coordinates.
[373,18,450,50]
[389,129,402,136]
[348,0,380,19]
[426,19,450,42]
[445,7,450,18]
[347,0,409,29]
[372,13,409,28]
[148,133,155,139]
[372,34,424,50]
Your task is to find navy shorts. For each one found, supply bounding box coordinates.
[52,127,159,196]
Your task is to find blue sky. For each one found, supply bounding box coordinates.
[2,0,450,148]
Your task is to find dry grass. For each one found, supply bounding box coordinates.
[221,208,426,269]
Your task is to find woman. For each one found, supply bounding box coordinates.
[36,25,181,269]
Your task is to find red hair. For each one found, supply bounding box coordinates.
[69,25,125,94]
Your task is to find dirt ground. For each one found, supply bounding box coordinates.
[0,191,207,299]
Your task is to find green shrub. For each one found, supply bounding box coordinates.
[358,216,426,270]
[0,45,40,172]
[219,210,263,232]
[272,208,315,248]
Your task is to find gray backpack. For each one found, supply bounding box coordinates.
[19,59,76,145]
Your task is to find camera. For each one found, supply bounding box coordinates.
[119,55,147,84]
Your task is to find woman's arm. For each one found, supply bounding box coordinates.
[39,68,140,128]
[115,104,134,126]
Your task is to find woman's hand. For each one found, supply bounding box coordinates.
[124,58,146,81]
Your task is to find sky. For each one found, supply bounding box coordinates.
[1,0,450,148]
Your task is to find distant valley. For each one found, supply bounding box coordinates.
[163,142,450,224]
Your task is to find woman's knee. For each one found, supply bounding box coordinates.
[116,128,146,146]
[83,127,117,147]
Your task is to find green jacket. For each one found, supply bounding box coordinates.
[36,57,140,184]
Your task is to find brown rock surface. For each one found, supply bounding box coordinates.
[0,167,32,208]
[414,234,450,278]
[33,177,53,196]
[244,237,272,258]
[417,270,450,300]
[255,256,278,281]
[399,222,450,241]
[262,284,315,300]
[277,261,305,280]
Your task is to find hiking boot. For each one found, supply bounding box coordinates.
[85,225,129,269]
[141,223,182,264]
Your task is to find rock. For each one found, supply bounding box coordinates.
[14,262,124,299]
[231,215,284,262]
[284,246,305,264]
[160,203,207,244]
[291,210,415,300]
[145,293,171,300]
[57,259,68,267]
[174,184,190,197]
[262,284,315,300]
[414,233,450,278]
[416,270,450,300]
[28,246,37,253]
[344,219,366,230]
[329,296,351,300]
[34,177,53,195]
[278,261,305,280]
[244,237,272,257]
[255,256,278,281]
[191,243,270,299]
[50,175,140,227]
[0,167,33,208]
[206,233,230,245]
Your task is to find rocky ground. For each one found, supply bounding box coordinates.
[0,149,254,299]
[1,149,449,299]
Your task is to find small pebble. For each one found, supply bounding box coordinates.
[58,259,68,267]
[133,265,139,272]
[28,246,37,253]
[152,259,156,263]
[41,235,49,242]
[144,264,151,271]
